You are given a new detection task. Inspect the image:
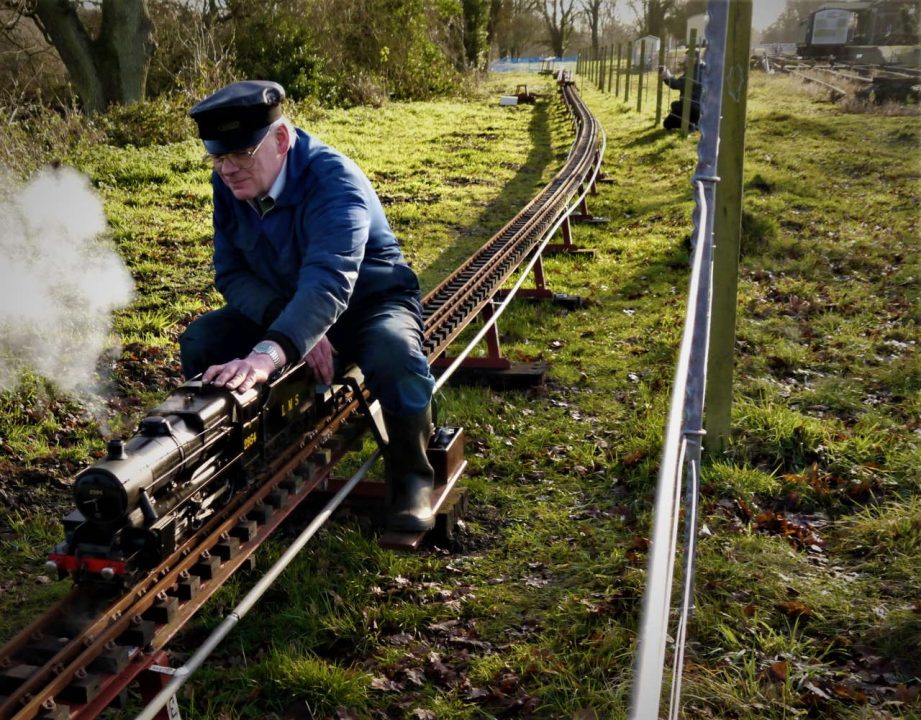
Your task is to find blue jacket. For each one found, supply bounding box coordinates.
[211,129,420,358]
[663,61,705,105]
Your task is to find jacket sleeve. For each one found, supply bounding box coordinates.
[213,187,286,326]
[664,74,686,90]
[267,157,369,358]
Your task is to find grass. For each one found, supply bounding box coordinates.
[0,71,918,718]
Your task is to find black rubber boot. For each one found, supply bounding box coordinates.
[384,405,435,532]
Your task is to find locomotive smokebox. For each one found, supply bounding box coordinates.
[74,469,129,523]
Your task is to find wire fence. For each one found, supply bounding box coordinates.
[574,32,703,133]
[625,3,734,718]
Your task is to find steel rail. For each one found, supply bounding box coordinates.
[132,82,605,717]
[133,450,382,720]
[421,82,600,361]
[2,388,368,720]
[0,78,604,720]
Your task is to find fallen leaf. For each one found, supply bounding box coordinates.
[775,601,812,618]
[830,684,867,703]
[765,660,788,682]
[370,676,401,692]
[403,667,425,687]
[389,632,415,646]
[622,449,646,466]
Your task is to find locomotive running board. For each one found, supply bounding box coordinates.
[378,460,468,550]
[315,426,468,549]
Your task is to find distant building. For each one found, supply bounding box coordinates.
[801,0,920,51]
[686,13,708,45]
[632,36,661,68]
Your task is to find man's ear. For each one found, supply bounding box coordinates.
[275,123,291,154]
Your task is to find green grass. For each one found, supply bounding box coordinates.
[0,71,918,718]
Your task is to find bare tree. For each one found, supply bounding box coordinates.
[629,0,675,37]
[489,0,543,58]
[1,0,154,113]
[579,0,618,53]
[533,0,577,56]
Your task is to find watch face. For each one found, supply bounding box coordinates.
[254,342,280,367]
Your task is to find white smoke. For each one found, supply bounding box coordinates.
[0,166,134,398]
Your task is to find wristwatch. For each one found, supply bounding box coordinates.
[253,341,283,371]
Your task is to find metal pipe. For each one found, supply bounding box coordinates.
[133,450,381,720]
[628,1,730,717]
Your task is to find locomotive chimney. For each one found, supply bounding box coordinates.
[105,438,127,460]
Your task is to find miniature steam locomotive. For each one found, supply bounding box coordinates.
[47,362,347,583]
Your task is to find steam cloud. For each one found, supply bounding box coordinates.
[0,166,134,397]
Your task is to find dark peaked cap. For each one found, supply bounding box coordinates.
[190,80,286,155]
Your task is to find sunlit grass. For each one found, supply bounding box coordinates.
[0,71,918,718]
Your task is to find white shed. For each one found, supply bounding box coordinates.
[632,35,661,69]
[686,13,707,45]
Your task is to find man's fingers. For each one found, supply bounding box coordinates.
[317,356,333,385]
[201,359,265,392]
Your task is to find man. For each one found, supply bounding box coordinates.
[659,52,704,131]
[181,80,437,532]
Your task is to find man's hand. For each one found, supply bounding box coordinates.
[202,353,275,393]
[659,66,672,81]
[304,336,336,385]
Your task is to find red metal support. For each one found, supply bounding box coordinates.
[137,652,182,720]
[432,302,511,371]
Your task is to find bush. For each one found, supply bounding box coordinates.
[0,102,105,178]
[232,8,338,102]
[230,0,464,107]
[99,96,195,148]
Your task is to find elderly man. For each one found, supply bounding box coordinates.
[659,52,705,131]
[181,80,436,532]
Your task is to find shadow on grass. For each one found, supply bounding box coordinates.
[415,97,556,292]
[624,127,670,147]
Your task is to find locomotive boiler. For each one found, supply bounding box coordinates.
[48,361,334,583]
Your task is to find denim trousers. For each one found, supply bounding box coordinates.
[179,294,434,418]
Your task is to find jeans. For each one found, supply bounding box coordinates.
[179,294,434,417]
[663,99,700,130]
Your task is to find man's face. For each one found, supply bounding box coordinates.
[214,126,287,201]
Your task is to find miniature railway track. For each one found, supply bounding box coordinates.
[765,55,921,103]
[0,78,603,720]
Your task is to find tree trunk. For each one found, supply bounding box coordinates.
[97,0,155,105]
[462,0,487,69]
[32,0,153,114]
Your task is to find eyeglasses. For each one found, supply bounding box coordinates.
[204,132,270,170]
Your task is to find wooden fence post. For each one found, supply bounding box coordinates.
[624,41,633,103]
[636,38,645,112]
[608,44,615,92]
[600,44,607,91]
[705,1,753,452]
[655,37,666,127]
[680,29,698,134]
[615,43,623,96]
